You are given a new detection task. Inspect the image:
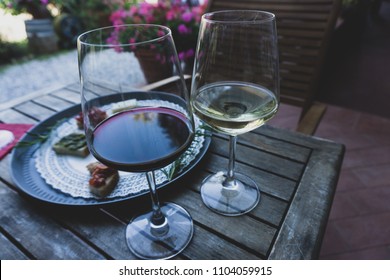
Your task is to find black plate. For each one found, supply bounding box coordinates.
[10,101,210,207]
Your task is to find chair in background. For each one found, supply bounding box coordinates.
[206,0,342,134]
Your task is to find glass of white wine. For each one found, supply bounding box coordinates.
[191,10,280,216]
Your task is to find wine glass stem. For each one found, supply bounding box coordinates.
[146,171,166,226]
[224,135,237,187]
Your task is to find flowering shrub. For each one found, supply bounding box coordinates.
[0,0,53,18]
[109,0,208,62]
[52,0,126,31]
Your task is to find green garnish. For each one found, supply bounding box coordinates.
[15,119,66,148]
[53,133,86,150]
[162,124,212,180]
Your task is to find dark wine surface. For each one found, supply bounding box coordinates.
[91,107,193,172]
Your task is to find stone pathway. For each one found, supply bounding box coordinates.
[0,49,79,104]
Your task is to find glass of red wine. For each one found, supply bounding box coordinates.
[77,24,195,259]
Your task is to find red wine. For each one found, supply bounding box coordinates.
[90,107,194,172]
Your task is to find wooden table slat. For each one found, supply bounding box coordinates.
[242,130,311,163]
[50,88,81,104]
[0,109,37,124]
[269,140,344,259]
[185,225,262,259]
[211,136,305,181]
[14,102,56,122]
[184,168,289,227]
[0,232,29,260]
[205,152,298,201]
[171,190,276,257]
[0,182,106,260]
[33,95,74,112]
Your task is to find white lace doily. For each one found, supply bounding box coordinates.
[35,100,205,199]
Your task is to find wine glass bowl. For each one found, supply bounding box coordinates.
[78,24,195,259]
[191,10,280,216]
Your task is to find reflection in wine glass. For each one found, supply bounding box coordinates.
[191,11,280,216]
[78,24,195,259]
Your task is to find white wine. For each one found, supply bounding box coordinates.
[192,82,278,135]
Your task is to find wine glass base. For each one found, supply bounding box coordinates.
[126,202,193,260]
[200,172,260,216]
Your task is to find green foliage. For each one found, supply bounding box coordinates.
[0,0,52,18]
[342,0,359,7]
[0,37,29,65]
[53,0,128,31]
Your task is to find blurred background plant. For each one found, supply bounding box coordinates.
[0,0,54,19]
[0,1,208,64]
[52,0,126,31]
[0,35,29,65]
[109,0,208,71]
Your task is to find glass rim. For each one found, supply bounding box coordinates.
[202,10,275,24]
[77,24,172,47]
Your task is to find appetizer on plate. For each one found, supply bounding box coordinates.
[87,162,119,197]
[52,133,89,157]
[111,99,137,113]
[75,107,108,129]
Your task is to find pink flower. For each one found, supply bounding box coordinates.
[145,14,155,23]
[138,2,153,16]
[129,6,138,16]
[191,7,204,21]
[178,51,186,60]
[166,10,175,21]
[185,49,195,59]
[129,38,137,51]
[182,12,193,23]
[157,30,166,37]
[107,0,209,55]
[107,34,122,52]
[178,24,190,35]
[109,10,126,25]
[156,53,166,64]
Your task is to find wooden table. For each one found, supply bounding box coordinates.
[0,83,344,260]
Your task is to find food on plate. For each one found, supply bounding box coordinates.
[75,107,108,129]
[111,99,137,113]
[52,133,89,157]
[87,162,119,197]
[75,112,84,129]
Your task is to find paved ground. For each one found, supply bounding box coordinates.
[0,49,79,104]
[0,10,79,104]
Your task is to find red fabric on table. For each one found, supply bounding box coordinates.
[0,124,34,160]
